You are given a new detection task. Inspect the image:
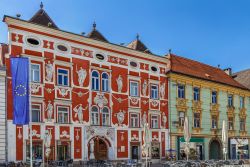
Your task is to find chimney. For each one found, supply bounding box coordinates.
[224,68,232,76]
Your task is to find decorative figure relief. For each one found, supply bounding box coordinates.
[116,75,123,93]
[17,127,22,139]
[58,87,70,97]
[160,83,166,99]
[94,93,108,108]
[121,132,125,141]
[141,112,147,127]
[31,130,41,138]
[45,101,53,122]
[151,100,159,107]
[44,130,52,158]
[73,104,86,123]
[89,139,95,159]
[86,126,115,142]
[142,80,148,96]
[76,67,87,87]
[31,83,40,93]
[45,61,53,82]
[45,88,54,94]
[15,34,19,42]
[131,134,139,141]
[130,97,139,105]
[152,135,158,141]
[116,110,126,126]
[75,129,80,141]
[142,100,148,105]
[162,112,167,128]
[60,130,70,138]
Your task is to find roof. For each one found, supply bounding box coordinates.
[29,4,58,29]
[233,69,250,89]
[168,54,247,90]
[127,35,151,54]
[86,22,109,42]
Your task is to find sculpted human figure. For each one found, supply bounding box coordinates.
[160,83,166,99]
[46,101,53,121]
[74,104,84,123]
[77,67,87,87]
[142,80,148,96]
[141,112,147,126]
[116,75,123,93]
[162,113,167,128]
[45,61,53,82]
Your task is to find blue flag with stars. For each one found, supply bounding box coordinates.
[11,57,30,125]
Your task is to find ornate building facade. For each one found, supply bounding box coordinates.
[2,5,169,162]
[167,54,250,160]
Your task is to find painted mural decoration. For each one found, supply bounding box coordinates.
[141,112,147,127]
[142,80,148,96]
[162,112,167,128]
[116,75,123,93]
[44,130,52,158]
[160,82,166,99]
[73,104,85,123]
[94,93,108,108]
[45,61,53,82]
[86,126,115,142]
[76,67,87,87]
[116,110,126,126]
[45,101,53,122]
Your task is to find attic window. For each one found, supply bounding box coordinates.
[95,54,105,61]
[57,44,68,52]
[26,37,40,46]
[130,61,138,68]
[151,66,158,72]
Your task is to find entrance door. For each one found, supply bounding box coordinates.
[131,146,139,160]
[94,138,108,160]
[209,140,221,159]
[57,141,71,160]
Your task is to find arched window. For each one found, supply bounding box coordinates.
[102,107,110,126]
[102,73,109,92]
[91,106,99,125]
[92,71,99,90]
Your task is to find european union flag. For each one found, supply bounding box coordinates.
[11,57,30,125]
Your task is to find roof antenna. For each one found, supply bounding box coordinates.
[16,14,21,19]
[40,2,44,9]
[136,33,139,40]
[168,49,172,54]
[93,21,96,30]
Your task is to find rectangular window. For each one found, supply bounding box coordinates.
[194,113,200,128]
[130,81,139,97]
[151,115,159,128]
[57,69,69,86]
[240,118,245,131]
[32,105,41,122]
[151,84,159,99]
[193,87,200,101]
[130,113,139,128]
[211,116,217,129]
[179,112,185,127]
[31,64,40,83]
[240,96,244,109]
[211,91,217,104]
[228,117,234,130]
[178,85,185,98]
[228,94,233,107]
[58,107,69,123]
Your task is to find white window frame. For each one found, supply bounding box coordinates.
[102,107,110,126]
[57,68,69,86]
[57,106,69,124]
[178,84,185,98]
[31,104,41,122]
[31,63,41,83]
[91,71,100,91]
[151,115,159,129]
[130,113,139,128]
[151,84,159,99]
[193,87,200,101]
[91,106,99,125]
[101,72,109,92]
[130,81,139,97]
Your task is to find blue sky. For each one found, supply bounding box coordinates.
[0,0,250,72]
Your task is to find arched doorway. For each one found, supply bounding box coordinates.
[209,139,222,160]
[88,137,109,160]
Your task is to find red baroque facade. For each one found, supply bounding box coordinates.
[3,7,169,162]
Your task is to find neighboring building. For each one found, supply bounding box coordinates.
[167,54,250,160]
[233,69,250,90]
[2,4,169,163]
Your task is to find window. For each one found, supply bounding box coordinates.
[240,118,245,131]
[102,107,110,126]
[91,106,99,125]
[179,112,185,127]
[228,94,233,107]
[101,73,109,92]
[26,37,40,46]
[92,71,99,90]
[151,85,159,99]
[57,44,68,52]
[31,64,40,82]
[211,91,217,104]
[130,113,139,128]
[211,116,217,129]
[193,113,200,128]
[240,96,245,109]
[193,87,200,101]
[32,105,41,122]
[130,81,139,97]
[58,107,69,123]
[178,85,185,98]
[57,69,69,86]
[228,117,234,130]
[151,115,159,128]
[151,66,158,72]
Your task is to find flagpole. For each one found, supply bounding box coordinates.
[28,57,33,167]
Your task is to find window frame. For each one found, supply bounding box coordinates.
[211,91,217,104]
[31,63,41,83]
[179,111,185,127]
[57,106,70,124]
[240,118,246,131]
[101,72,109,92]
[240,96,245,109]
[228,117,234,130]
[57,68,69,86]
[228,94,234,107]
[31,104,41,122]
[193,87,200,101]
[211,115,217,129]
[130,113,140,128]
[130,81,139,97]
[193,113,200,128]
[151,115,159,129]
[91,71,100,91]
[178,84,185,99]
[91,106,99,125]
[151,84,159,99]
[102,107,110,126]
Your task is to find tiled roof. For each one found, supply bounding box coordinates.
[233,69,250,89]
[168,54,247,89]
[29,8,58,29]
[86,22,109,42]
[127,35,151,54]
